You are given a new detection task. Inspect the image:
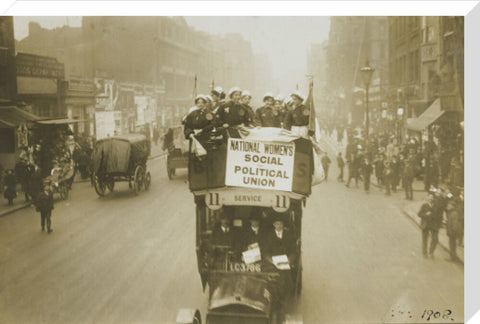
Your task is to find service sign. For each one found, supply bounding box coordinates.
[225,138,295,191]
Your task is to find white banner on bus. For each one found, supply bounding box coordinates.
[225,138,295,191]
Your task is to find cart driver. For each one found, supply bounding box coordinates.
[183,94,214,140]
[211,210,241,268]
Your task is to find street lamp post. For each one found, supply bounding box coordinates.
[360,61,375,141]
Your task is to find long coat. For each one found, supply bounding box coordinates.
[263,228,297,265]
[255,106,282,128]
[35,190,54,213]
[215,101,251,127]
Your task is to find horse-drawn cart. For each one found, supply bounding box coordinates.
[92,134,151,196]
[163,126,189,179]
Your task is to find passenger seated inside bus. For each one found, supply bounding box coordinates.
[210,209,242,269]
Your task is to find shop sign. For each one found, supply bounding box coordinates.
[16,53,65,79]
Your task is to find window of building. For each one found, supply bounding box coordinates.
[427,26,435,42]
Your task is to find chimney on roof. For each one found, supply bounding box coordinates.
[28,22,42,37]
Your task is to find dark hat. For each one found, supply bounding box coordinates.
[219,209,229,219]
[272,212,286,223]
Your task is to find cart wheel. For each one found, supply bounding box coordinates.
[134,165,145,195]
[144,172,151,190]
[93,173,107,197]
[59,183,69,200]
[106,179,115,193]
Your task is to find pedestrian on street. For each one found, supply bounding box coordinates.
[15,158,32,202]
[417,191,444,258]
[383,160,393,195]
[391,155,400,193]
[337,152,345,182]
[29,166,43,203]
[361,157,373,193]
[321,152,331,181]
[374,154,384,185]
[403,155,415,200]
[35,181,54,233]
[346,152,361,188]
[3,169,17,206]
[445,192,462,262]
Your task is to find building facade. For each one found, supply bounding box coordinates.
[326,16,389,126]
[0,17,17,102]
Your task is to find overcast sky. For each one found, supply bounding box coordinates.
[14,16,330,93]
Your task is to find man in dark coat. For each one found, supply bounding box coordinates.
[263,214,297,322]
[418,191,444,258]
[337,152,345,182]
[403,155,416,200]
[211,212,235,248]
[321,152,332,181]
[35,182,54,233]
[242,210,266,252]
[29,167,43,203]
[361,157,373,193]
[445,193,462,262]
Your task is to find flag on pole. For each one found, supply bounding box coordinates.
[193,74,198,99]
[305,80,316,135]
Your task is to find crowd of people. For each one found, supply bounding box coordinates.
[327,125,464,263]
[182,86,314,141]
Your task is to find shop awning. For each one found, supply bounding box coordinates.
[0,106,42,128]
[36,118,88,125]
[406,98,444,132]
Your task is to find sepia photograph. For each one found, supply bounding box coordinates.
[0,2,471,323]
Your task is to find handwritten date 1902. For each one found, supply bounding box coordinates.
[421,309,454,321]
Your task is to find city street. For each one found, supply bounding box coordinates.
[0,144,463,324]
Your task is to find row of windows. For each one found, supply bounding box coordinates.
[390,16,421,42]
[390,49,420,85]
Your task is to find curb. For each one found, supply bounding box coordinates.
[400,207,464,265]
[0,202,32,218]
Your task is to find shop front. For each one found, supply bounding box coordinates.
[64,78,95,137]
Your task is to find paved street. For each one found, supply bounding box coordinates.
[0,149,463,323]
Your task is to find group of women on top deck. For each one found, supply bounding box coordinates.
[183,85,313,140]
